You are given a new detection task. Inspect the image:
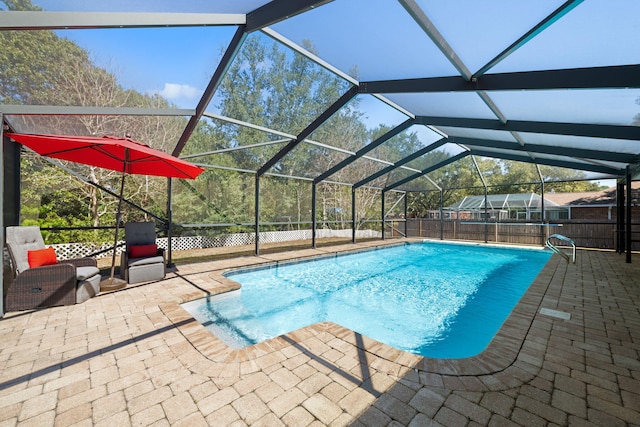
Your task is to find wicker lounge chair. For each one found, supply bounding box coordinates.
[120,221,165,284]
[4,226,101,311]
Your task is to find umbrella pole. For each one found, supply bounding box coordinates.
[100,168,128,291]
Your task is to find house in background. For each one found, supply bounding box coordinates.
[439,184,640,222]
[444,193,568,221]
[546,183,640,221]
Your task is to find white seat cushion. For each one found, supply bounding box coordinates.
[76,266,100,281]
[128,255,164,267]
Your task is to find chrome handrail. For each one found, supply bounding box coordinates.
[546,234,576,264]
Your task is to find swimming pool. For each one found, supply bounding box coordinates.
[182,241,551,358]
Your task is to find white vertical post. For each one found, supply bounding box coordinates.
[351,188,356,243]
[311,182,317,249]
[381,190,385,240]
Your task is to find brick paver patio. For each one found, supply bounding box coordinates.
[1,240,639,426]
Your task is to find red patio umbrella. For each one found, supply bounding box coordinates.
[7,133,205,290]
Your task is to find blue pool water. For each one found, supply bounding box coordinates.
[183,242,551,358]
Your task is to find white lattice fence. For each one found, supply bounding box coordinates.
[52,241,126,260]
[315,229,381,239]
[168,233,255,251]
[52,229,382,260]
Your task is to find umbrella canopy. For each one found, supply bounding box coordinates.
[7,132,205,291]
[6,133,204,179]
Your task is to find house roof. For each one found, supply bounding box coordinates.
[546,182,640,206]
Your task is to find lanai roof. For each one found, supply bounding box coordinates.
[1,0,639,192]
[447,193,561,211]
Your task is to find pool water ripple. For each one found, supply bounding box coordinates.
[184,242,551,358]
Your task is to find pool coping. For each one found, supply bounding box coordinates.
[160,238,562,391]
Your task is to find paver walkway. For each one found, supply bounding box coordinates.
[1,240,639,426]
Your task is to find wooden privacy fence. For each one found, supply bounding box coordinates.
[400,219,637,250]
[25,220,636,261]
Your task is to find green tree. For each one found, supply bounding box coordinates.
[2,0,187,241]
[210,33,366,228]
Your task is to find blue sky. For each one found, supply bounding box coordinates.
[16,0,640,185]
[54,26,235,108]
[52,23,412,129]
[28,0,640,125]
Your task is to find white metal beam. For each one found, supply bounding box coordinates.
[397,0,472,80]
[202,112,422,172]
[0,105,194,116]
[262,27,358,86]
[263,27,416,122]
[0,11,245,30]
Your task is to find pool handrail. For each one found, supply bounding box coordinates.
[546,234,576,264]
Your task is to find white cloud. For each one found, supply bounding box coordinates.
[155,83,200,100]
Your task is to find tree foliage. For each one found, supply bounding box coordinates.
[2,0,186,242]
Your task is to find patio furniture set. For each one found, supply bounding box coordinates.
[3,222,165,312]
[2,133,203,312]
